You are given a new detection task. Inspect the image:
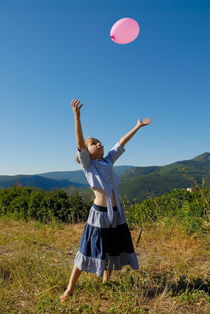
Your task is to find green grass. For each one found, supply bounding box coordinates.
[0,216,209,313]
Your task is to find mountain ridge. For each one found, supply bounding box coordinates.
[119,152,210,200]
[0,153,209,199]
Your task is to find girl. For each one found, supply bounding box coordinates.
[60,99,151,302]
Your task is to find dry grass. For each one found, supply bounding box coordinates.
[0,216,209,313]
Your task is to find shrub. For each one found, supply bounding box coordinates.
[0,187,90,224]
[125,188,210,234]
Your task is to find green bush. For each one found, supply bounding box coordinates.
[0,186,90,223]
[124,188,210,234]
[0,186,209,233]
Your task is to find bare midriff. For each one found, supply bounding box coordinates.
[92,187,117,207]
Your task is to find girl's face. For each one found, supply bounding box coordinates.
[86,138,104,160]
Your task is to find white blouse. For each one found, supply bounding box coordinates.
[77,142,126,226]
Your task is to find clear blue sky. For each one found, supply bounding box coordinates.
[0,0,209,175]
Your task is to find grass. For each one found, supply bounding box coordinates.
[0,216,209,313]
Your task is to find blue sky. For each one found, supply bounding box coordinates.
[0,0,209,175]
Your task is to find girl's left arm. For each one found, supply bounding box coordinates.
[119,118,151,147]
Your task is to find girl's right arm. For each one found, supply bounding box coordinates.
[72,99,86,151]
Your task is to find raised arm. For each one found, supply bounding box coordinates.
[119,118,151,147]
[72,99,86,151]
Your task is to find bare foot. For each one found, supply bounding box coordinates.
[60,290,73,303]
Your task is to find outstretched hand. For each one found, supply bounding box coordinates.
[72,99,83,116]
[137,117,151,128]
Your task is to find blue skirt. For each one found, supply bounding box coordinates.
[74,204,139,276]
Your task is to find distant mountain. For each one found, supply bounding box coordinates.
[192,152,210,162]
[0,154,209,199]
[119,152,210,201]
[37,170,87,185]
[0,166,133,190]
[0,175,85,190]
[37,165,134,185]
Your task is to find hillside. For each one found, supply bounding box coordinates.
[0,153,209,199]
[38,165,134,184]
[0,166,133,189]
[0,175,85,190]
[0,187,209,313]
[120,152,210,201]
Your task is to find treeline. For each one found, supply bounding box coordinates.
[0,187,91,223]
[125,187,210,234]
[0,186,209,234]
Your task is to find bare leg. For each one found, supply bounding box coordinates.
[60,265,82,303]
[103,270,112,283]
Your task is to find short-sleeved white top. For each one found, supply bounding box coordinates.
[77,142,126,226]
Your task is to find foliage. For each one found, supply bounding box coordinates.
[0,186,91,223]
[123,187,210,234]
[120,154,210,201]
[0,185,209,236]
[0,184,209,312]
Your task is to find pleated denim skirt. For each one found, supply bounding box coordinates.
[74,204,139,276]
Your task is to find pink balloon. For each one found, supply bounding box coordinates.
[110,18,140,44]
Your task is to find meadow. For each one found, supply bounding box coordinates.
[0,187,209,313]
